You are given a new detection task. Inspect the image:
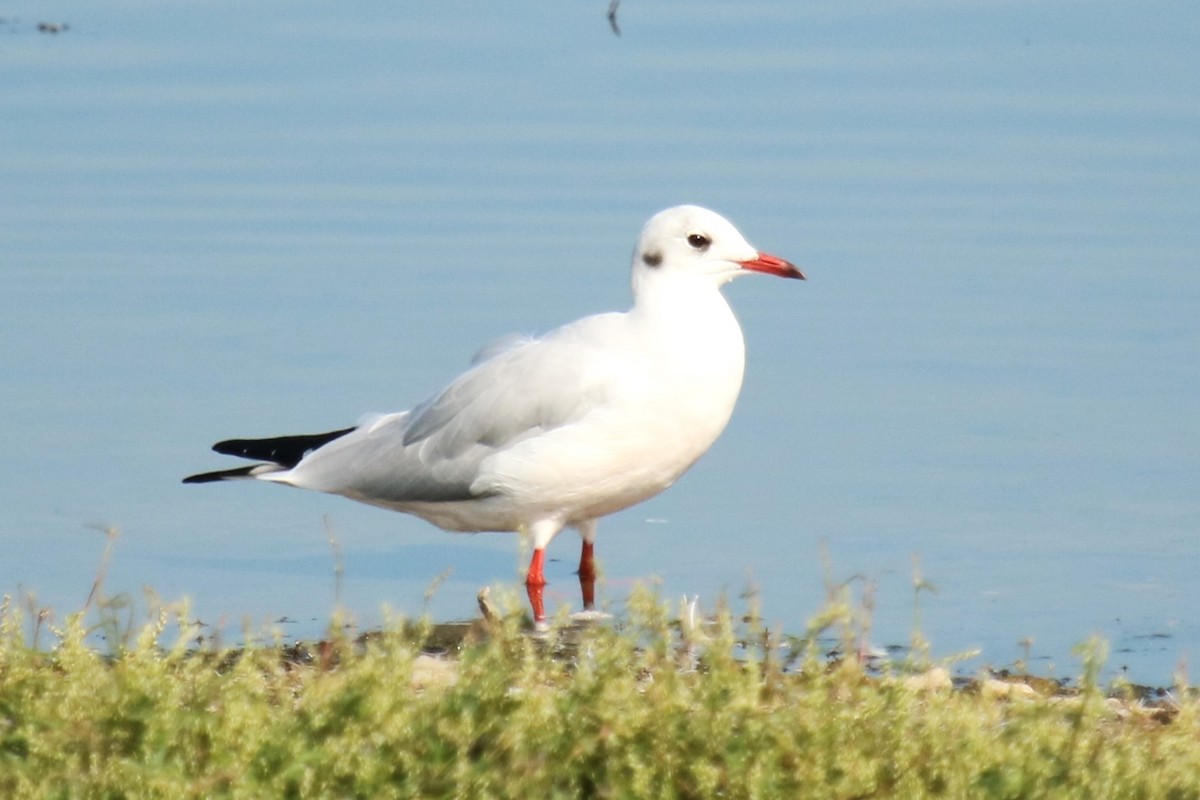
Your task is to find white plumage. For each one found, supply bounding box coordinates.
[186,205,804,621]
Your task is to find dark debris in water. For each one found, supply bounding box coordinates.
[0,18,71,35]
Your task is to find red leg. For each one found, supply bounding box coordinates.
[525,547,547,623]
[577,540,596,611]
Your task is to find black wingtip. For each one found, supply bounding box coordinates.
[210,427,356,467]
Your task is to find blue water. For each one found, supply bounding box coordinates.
[2,0,1197,683]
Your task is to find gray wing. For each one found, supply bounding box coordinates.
[281,314,628,505]
[468,332,534,366]
[402,318,622,459]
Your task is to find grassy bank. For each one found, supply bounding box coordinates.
[0,589,1197,799]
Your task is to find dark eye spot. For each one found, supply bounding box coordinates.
[687,233,711,251]
[642,251,662,267]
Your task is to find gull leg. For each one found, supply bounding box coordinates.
[525,519,563,624]
[577,519,598,611]
[525,548,547,623]
[578,542,596,610]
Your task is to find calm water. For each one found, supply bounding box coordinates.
[3,1,1197,683]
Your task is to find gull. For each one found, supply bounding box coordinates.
[185,205,804,622]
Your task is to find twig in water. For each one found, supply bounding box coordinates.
[84,525,120,609]
[323,516,345,608]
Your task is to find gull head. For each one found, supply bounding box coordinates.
[631,205,805,290]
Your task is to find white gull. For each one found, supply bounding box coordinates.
[185,205,804,622]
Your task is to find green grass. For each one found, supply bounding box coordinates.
[0,586,1197,800]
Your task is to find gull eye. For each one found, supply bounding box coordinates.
[686,233,711,251]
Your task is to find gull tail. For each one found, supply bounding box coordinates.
[183,426,355,484]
